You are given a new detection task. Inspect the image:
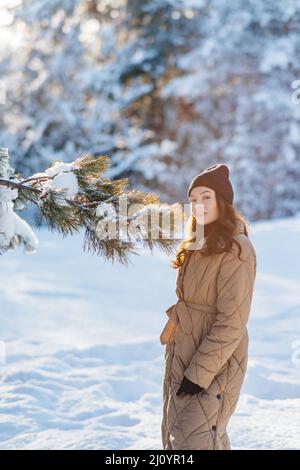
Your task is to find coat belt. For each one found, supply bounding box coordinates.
[159,299,217,345]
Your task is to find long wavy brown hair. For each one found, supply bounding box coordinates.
[171,193,250,269]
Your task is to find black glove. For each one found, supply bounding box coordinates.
[176,375,205,396]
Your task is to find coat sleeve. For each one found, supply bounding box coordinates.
[184,241,257,390]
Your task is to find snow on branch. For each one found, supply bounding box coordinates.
[0,148,185,264]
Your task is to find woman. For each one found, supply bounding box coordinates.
[160,163,257,450]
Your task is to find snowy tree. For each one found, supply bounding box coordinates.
[0,148,184,264]
[0,0,202,195]
[0,148,38,254]
[0,1,185,184]
[1,0,300,221]
[157,0,300,219]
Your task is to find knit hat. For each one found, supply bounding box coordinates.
[187,163,234,205]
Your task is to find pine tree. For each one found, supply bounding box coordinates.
[0,148,184,264]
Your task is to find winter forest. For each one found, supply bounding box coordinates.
[1,0,300,220]
[0,0,300,452]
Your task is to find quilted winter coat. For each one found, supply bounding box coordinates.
[160,219,257,450]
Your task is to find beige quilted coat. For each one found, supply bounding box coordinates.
[160,219,257,450]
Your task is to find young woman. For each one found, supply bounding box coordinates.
[160,163,257,450]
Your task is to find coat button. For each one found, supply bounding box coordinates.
[212,425,217,431]
[216,394,221,399]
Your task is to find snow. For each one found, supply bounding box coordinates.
[32,161,79,201]
[10,213,38,255]
[0,212,299,449]
[0,149,38,254]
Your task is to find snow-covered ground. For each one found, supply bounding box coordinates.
[0,213,300,450]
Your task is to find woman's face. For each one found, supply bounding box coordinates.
[189,186,219,225]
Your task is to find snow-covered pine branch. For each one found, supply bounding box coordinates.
[0,148,38,255]
[0,148,185,264]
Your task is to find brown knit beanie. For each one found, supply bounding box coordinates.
[187,163,234,205]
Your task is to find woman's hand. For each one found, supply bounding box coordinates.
[176,375,205,397]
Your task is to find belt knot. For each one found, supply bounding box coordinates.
[160,299,217,345]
